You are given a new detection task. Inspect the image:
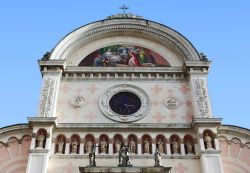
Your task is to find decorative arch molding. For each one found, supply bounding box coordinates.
[50,19,200,63]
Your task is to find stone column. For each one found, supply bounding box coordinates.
[166,143,171,155]
[109,143,113,154]
[152,143,156,154]
[137,143,141,155]
[65,142,70,154]
[80,143,84,155]
[180,143,185,155]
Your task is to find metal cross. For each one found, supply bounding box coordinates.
[120,4,129,14]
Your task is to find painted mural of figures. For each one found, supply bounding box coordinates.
[157,138,164,153]
[57,137,64,154]
[144,138,150,154]
[79,45,170,67]
[128,52,140,66]
[204,133,213,149]
[71,138,78,154]
[85,138,93,154]
[100,137,108,154]
[129,137,136,154]
[171,138,179,154]
[36,131,45,148]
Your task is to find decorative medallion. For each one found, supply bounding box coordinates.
[161,97,183,110]
[70,96,85,108]
[99,84,150,122]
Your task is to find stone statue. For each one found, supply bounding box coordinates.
[37,131,45,148]
[71,138,78,154]
[118,145,133,167]
[115,140,121,153]
[154,149,162,167]
[204,133,213,149]
[157,138,164,153]
[144,138,150,154]
[186,140,193,154]
[85,138,93,153]
[100,137,108,154]
[171,138,179,154]
[57,137,64,154]
[89,148,96,167]
[129,137,136,154]
[41,51,51,61]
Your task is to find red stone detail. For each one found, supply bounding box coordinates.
[169,112,177,119]
[60,84,72,94]
[174,163,188,173]
[185,100,192,107]
[179,84,190,94]
[181,113,193,122]
[87,84,98,94]
[151,100,159,106]
[153,112,166,123]
[151,85,163,94]
[84,113,97,122]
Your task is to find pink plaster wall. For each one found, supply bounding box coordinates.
[219,138,250,173]
[0,135,31,173]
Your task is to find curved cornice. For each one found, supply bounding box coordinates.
[50,18,200,62]
[0,124,31,134]
[219,124,250,139]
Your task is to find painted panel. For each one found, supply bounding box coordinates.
[79,45,170,67]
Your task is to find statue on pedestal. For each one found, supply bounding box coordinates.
[100,137,108,154]
[204,133,213,149]
[171,138,179,154]
[57,137,64,154]
[144,138,150,154]
[129,137,136,154]
[85,138,93,154]
[37,131,45,148]
[154,149,162,167]
[115,140,121,153]
[157,138,164,153]
[118,145,133,167]
[186,140,193,154]
[71,138,78,154]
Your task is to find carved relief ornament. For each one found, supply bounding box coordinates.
[193,78,211,118]
[39,77,56,117]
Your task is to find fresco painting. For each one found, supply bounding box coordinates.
[79,45,170,67]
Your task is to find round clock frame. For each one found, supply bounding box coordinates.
[99,84,150,122]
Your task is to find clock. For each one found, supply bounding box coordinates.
[109,92,141,115]
[99,84,150,122]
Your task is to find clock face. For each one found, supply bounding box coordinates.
[109,92,141,115]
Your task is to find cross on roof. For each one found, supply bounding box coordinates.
[120,4,129,14]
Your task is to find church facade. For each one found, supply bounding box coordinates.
[0,14,249,173]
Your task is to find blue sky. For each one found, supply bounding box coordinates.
[0,0,249,129]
